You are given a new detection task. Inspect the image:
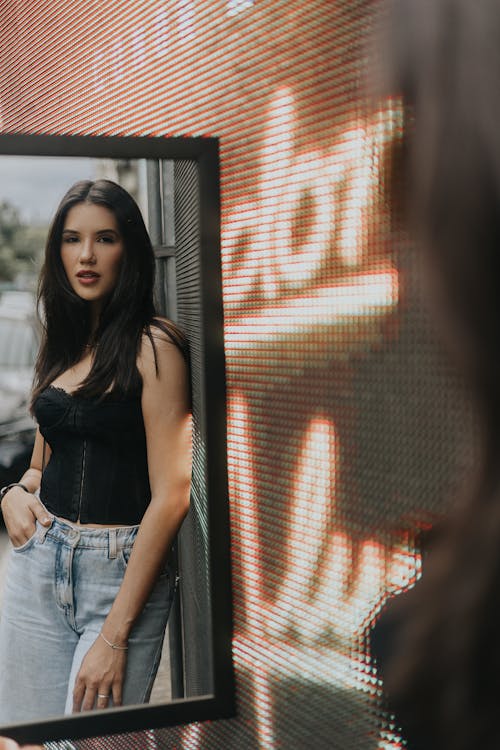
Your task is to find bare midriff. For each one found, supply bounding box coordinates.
[55,515,138,530]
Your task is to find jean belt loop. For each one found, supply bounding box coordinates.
[37,518,53,544]
[108,528,117,559]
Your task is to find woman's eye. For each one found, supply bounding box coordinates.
[98,235,115,243]
[62,236,79,243]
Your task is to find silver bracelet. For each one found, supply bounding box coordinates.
[99,632,129,650]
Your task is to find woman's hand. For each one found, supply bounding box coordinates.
[72,634,127,712]
[1,487,52,548]
[0,739,43,750]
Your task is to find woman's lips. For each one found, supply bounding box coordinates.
[76,271,100,285]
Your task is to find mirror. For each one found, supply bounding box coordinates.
[0,133,234,744]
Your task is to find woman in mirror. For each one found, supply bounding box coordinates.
[0,179,192,724]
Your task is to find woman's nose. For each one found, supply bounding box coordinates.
[79,239,96,263]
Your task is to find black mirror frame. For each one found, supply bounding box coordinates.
[0,132,235,745]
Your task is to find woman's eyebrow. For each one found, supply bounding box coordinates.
[62,228,118,234]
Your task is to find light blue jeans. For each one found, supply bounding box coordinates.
[0,517,175,725]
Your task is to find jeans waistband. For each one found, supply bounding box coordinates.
[41,517,139,555]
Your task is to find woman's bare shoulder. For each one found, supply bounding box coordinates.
[138,318,188,381]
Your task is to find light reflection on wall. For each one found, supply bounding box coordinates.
[224,88,401,305]
[225,393,419,750]
[227,0,254,15]
[220,89,419,750]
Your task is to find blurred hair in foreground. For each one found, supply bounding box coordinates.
[371,1,500,749]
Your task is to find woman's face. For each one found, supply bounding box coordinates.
[60,202,124,313]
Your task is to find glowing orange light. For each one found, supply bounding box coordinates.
[225,270,399,352]
[220,91,414,750]
[223,90,403,308]
[227,394,265,625]
[227,390,420,750]
[268,417,336,633]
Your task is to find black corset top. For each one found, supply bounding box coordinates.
[33,385,151,525]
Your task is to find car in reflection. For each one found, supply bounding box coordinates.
[0,291,38,493]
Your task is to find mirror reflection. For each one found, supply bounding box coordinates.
[0,155,209,729]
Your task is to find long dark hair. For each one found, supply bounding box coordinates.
[32,179,187,406]
[376,1,500,748]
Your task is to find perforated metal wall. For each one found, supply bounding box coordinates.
[173,159,214,697]
[1,1,478,748]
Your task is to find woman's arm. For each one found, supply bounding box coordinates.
[72,330,192,711]
[0,428,53,547]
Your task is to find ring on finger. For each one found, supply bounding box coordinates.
[97,693,109,699]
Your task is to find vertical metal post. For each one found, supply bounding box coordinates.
[146,159,185,700]
[161,161,177,321]
[146,160,163,245]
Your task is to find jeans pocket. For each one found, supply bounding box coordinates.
[119,545,136,572]
[120,546,173,582]
[12,525,39,553]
